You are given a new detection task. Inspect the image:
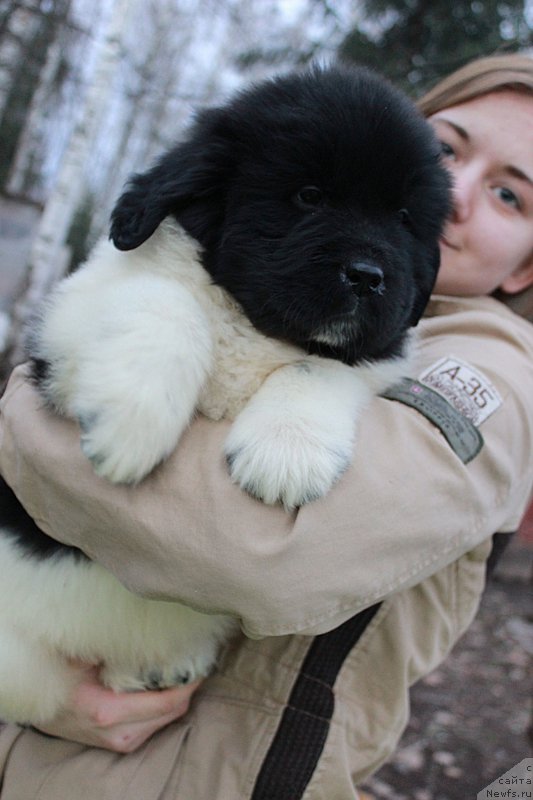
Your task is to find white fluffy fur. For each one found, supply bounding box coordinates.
[0,219,408,724]
[0,537,236,724]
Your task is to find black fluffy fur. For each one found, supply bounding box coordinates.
[0,476,87,561]
[111,64,451,365]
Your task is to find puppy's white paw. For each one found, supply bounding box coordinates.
[100,645,222,693]
[76,388,190,484]
[101,660,204,693]
[224,408,352,509]
[38,268,213,484]
[77,402,183,484]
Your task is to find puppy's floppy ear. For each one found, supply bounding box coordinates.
[110,120,234,251]
[409,246,440,327]
[110,160,174,250]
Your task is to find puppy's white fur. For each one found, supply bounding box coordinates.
[0,536,236,724]
[0,219,408,724]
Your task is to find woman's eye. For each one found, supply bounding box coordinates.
[494,186,521,210]
[439,141,455,160]
[293,186,323,209]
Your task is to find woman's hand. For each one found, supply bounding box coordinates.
[35,664,202,753]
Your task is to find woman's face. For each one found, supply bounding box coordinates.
[430,90,533,297]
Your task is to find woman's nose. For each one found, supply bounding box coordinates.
[449,164,477,223]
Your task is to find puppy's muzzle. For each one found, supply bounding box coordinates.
[345,262,385,296]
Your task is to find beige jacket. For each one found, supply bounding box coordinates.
[0,295,532,799]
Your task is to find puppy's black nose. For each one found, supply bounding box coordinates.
[345,262,385,296]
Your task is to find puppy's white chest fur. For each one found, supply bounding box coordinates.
[198,297,304,422]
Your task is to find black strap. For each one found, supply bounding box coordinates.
[251,602,382,800]
[486,531,516,579]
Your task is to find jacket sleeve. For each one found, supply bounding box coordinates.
[1,300,532,638]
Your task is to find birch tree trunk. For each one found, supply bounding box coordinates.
[6,39,63,199]
[0,6,39,121]
[86,0,203,241]
[4,0,138,372]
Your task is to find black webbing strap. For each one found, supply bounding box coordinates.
[486,531,516,578]
[251,602,382,800]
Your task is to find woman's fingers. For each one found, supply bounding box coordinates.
[34,666,203,752]
[76,677,202,727]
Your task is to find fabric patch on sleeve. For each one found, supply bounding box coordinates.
[418,356,502,426]
[381,378,483,464]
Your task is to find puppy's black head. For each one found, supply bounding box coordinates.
[111,64,451,364]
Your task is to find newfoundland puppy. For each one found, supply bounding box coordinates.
[0,64,450,724]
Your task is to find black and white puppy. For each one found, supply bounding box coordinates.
[0,64,450,724]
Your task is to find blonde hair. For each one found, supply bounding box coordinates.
[417,53,533,321]
[417,53,533,116]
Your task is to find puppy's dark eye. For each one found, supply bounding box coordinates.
[398,208,412,228]
[294,186,323,210]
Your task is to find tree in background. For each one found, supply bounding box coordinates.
[0,0,77,193]
[338,0,532,93]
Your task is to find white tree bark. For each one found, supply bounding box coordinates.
[6,39,63,199]
[6,0,138,368]
[0,6,40,120]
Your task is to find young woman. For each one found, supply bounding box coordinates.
[0,53,532,799]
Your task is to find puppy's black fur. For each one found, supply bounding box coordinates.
[111,64,451,365]
[0,476,86,561]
